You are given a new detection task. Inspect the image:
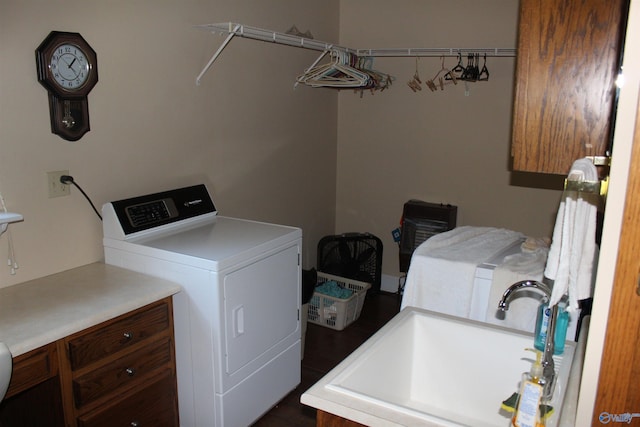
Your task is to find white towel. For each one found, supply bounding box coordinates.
[544,158,599,313]
[401,226,523,317]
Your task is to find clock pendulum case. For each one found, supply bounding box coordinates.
[35,31,98,141]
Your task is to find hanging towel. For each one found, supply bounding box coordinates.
[544,158,599,313]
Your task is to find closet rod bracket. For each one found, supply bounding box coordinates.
[196,24,240,85]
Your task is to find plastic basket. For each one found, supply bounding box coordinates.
[307,272,371,331]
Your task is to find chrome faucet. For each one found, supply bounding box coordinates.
[498,280,557,400]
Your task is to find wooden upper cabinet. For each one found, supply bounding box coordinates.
[511,0,627,175]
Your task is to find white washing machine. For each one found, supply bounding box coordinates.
[102,184,302,427]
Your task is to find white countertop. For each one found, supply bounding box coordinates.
[0,262,181,357]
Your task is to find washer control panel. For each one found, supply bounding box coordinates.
[125,198,178,228]
[109,184,216,235]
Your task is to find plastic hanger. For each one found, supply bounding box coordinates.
[297,51,371,88]
[357,57,392,92]
[478,54,490,81]
[461,53,480,82]
[445,52,465,81]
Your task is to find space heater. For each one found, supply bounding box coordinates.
[399,200,457,273]
[317,233,383,294]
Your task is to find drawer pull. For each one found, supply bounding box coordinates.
[123,331,134,340]
[130,422,139,427]
[125,367,136,377]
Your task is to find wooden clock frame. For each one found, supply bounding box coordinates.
[36,31,98,141]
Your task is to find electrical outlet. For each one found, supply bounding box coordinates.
[47,170,70,198]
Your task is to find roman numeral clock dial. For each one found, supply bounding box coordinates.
[36,31,98,141]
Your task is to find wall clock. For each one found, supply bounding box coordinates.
[35,31,98,141]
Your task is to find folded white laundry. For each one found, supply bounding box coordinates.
[401,226,523,317]
[544,158,599,313]
[485,248,548,332]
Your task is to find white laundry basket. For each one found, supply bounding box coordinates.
[307,272,371,331]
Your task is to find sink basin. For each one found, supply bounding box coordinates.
[0,342,12,401]
[301,307,575,427]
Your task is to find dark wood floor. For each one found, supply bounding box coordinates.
[252,291,402,427]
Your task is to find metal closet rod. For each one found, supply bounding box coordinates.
[195,22,517,85]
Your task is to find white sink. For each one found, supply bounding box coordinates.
[301,307,575,427]
[0,342,12,401]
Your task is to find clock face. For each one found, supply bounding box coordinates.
[49,43,90,91]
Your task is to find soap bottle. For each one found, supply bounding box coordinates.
[512,348,546,427]
[534,298,569,355]
[553,300,569,354]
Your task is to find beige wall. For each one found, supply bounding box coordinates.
[336,0,563,275]
[0,0,339,288]
[0,1,565,287]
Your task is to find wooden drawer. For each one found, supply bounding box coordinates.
[72,337,173,408]
[67,300,170,371]
[5,343,57,399]
[76,370,179,427]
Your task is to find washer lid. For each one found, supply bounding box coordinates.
[105,216,301,271]
[143,216,298,258]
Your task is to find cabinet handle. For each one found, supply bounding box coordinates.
[130,422,139,427]
[125,367,136,377]
[123,331,134,340]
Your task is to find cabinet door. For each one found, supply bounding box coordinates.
[511,0,625,174]
[4,343,57,398]
[0,343,64,427]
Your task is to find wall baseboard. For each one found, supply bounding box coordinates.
[381,273,401,293]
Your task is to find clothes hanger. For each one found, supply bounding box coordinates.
[460,53,480,82]
[407,58,423,92]
[460,54,472,81]
[445,52,465,81]
[299,51,371,88]
[473,53,480,80]
[478,54,490,81]
[426,56,457,91]
[358,57,392,92]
